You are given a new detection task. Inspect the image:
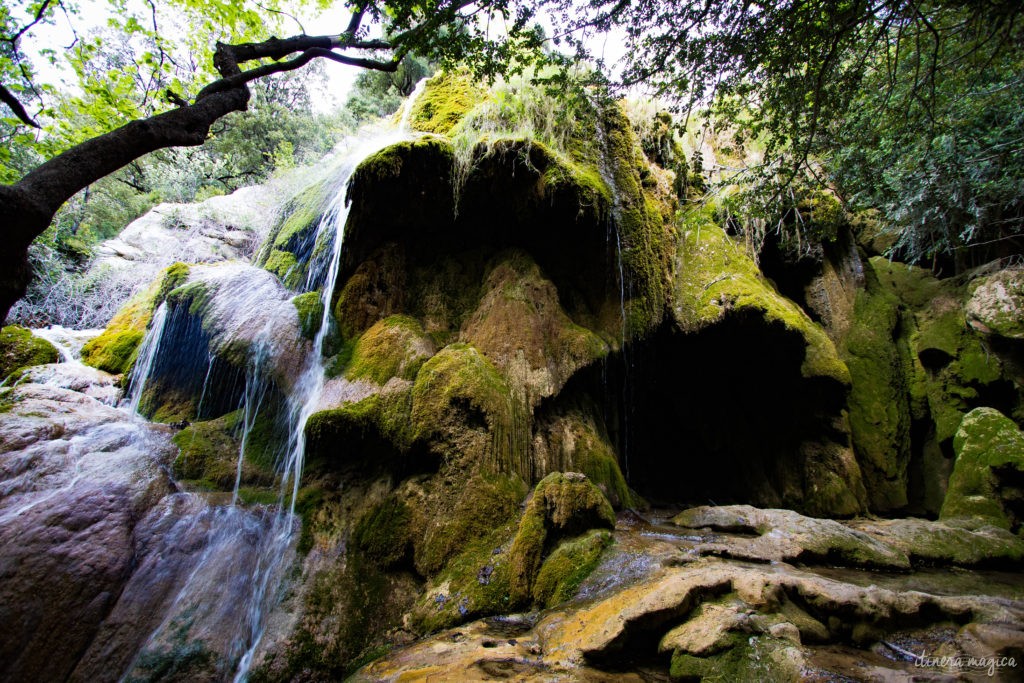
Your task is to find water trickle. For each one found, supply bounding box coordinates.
[587,94,633,483]
[124,302,169,416]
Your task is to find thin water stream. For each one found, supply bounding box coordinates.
[115,82,429,681]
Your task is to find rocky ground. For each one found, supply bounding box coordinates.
[356,507,1024,681]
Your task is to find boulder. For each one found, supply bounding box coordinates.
[940,407,1024,531]
[966,268,1024,340]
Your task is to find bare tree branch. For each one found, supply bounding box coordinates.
[0,83,41,128]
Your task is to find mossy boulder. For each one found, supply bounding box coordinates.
[508,472,616,602]
[940,408,1024,531]
[346,315,435,385]
[409,70,486,135]
[0,326,58,381]
[674,208,850,384]
[292,290,324,340]
[410,472,613,633]
[410,343,516,468]
[532,528,612,608]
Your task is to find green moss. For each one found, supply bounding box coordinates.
[0,326,59,381]
[603,103,673,341]
[873,257,1007,449]
[675,208,850,383]
[418,472,528,575]
[410,524,520,633]
[355,136,456,186]
[346,315,434,385]
[842,275,913,512]
[508,472,616,602]
[264,249,301,289]
[940,407,1024,530]
[171,410,278,490]
[305,389,415,472]
[669,635,798,682]
[292,291,324,340]
[156,262,190,304]
[532,528,612,608]
[353,496,413,569]
[410,343,516,468]
[409,70,486,135]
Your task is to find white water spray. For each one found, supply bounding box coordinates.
[124,302,169,416]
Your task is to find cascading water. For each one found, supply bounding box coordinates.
[120,80,429,682]
[587,94,634,482]
[124,302,169,416]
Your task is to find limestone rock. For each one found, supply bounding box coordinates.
[967,268,1024,340]
[941,407,1024,531]
[0,377,176,682]
[673,505,910,569]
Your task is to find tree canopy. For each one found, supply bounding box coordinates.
[1,0,1022,324]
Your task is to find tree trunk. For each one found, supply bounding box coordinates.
[0,85,250,326]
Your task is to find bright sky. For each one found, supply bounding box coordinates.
[17,0,628,115]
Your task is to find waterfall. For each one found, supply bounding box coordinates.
[118,82,429,681]
[124,302,169,416]
[587,94,633,483]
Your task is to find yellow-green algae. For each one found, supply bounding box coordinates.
[675,206,850,383]
[0,326,58,381]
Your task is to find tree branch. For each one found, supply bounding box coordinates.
[0,83,40,128]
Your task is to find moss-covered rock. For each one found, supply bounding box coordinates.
[674,208,850,384]
[346,315,435,385]
[171,410,278,490]
[842,275,913,512]
[80,264,189,377]
[409,70,486,135]
[508,472,616,602]
[0,326,58,381]
[410,343,516,469]
[532,528,612,608]
[353,496,414,569]
[873,258,1008,447]
[291,290,324,340]
[81,287,155,376]
[533,407,638,509]
[940,408,1024,531]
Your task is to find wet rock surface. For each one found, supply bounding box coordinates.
[0,371,178,681]
[356,506,1024,682]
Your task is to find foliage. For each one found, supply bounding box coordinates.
[828,16,1024,266]
[345,53,431,123]
[550,0,1024,267]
